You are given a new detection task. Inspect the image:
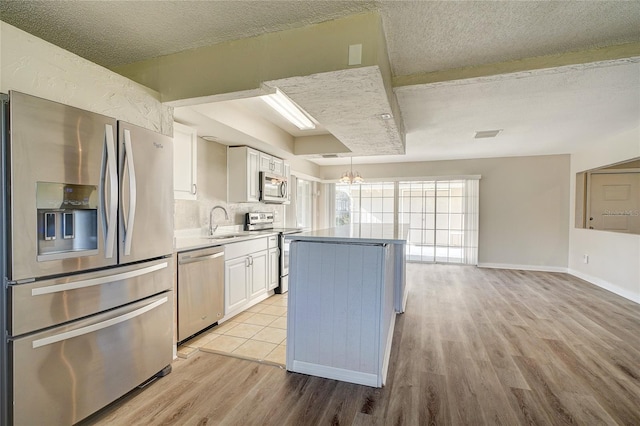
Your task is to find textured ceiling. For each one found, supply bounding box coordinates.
[2,1,639,74]
[393,59,640,163]
[0,1,377,68]
[378,1,640,76]
[1,1,639,165]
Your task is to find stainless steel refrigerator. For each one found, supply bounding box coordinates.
[1,91,175,425]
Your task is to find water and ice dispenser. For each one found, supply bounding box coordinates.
[36,182,99,261]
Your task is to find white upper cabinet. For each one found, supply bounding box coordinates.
[229,146,289,203]
[228,146,260,203]
[173,122,198,200]
[258,151,284,176]
[272,157,284,176]
[259,152,272,173]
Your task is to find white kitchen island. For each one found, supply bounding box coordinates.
[285,224,407,387]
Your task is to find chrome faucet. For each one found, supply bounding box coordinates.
[209,205,229,235]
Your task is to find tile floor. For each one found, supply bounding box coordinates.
[177,293,287,366]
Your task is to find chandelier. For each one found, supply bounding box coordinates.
[339,157,364,184]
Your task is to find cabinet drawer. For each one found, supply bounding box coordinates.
[225,237,268,260]
[268,235,278,249]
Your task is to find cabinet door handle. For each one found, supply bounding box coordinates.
[192,183,197,194]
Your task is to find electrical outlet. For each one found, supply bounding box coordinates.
[583,254,589,264]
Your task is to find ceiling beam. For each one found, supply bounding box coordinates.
[114,11,405,158]
[294,134,351,156]
[114,12,387,103]
[393,42,640,87]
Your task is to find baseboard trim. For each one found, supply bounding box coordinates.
[291,360,380,388]
[477,263,568,273]
[568,269,640,304]
[476,263,639,304]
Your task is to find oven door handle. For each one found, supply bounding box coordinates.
[32,296,168,349]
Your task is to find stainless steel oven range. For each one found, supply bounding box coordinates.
[276,228,303,293]
[244,212,302,294]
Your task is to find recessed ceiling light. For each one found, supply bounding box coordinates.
[474,129,502,139]
[201,136,218,142]
[380,113,392,120]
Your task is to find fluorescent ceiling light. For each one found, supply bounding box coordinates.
[261,89,316,130]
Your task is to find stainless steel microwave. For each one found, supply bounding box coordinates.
[260,172,288,204]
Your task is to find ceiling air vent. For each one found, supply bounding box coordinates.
[474,129,502,139]
[322,154,339,158]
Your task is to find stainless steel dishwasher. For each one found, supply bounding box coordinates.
[177,246,225,342]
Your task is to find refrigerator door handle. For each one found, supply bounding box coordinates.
[101,124,118,258]
[122,129,137,256]
[31,296,168,349]
[30,261,168,296]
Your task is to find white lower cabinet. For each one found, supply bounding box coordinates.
[225,256,250,313]
[228,146,260,203]
[223,237,275,319]
[249,250,268,298]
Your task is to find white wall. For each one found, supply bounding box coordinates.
[569,127,640,303]
[0,22,172,135]
[322,154,571,270]
[174,138,285,232]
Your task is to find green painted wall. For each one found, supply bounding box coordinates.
[114,12,387,103]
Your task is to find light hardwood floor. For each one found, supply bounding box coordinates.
[82,264,640,425]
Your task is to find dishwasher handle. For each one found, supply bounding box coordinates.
[179,251,224,265]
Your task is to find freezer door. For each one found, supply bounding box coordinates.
[11,292,173,426]
[118,121,174,264]
[8,91,118,281]
[9,257,172,336]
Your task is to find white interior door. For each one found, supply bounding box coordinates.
[588,172,640,233]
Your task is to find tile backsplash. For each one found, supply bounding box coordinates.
[174,199,285,232]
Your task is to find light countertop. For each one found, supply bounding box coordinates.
[174,230,278,252]
[286,224,408,244]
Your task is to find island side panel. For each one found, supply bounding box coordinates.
[344,244,366,372]
[381,243,397,385]
[287,240,385,386]
[394,243,408,313]
[287,240,322,364]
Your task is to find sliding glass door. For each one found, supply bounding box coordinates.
[335,183,395,225]
[399,180,478,264]
[334,179,478,265]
